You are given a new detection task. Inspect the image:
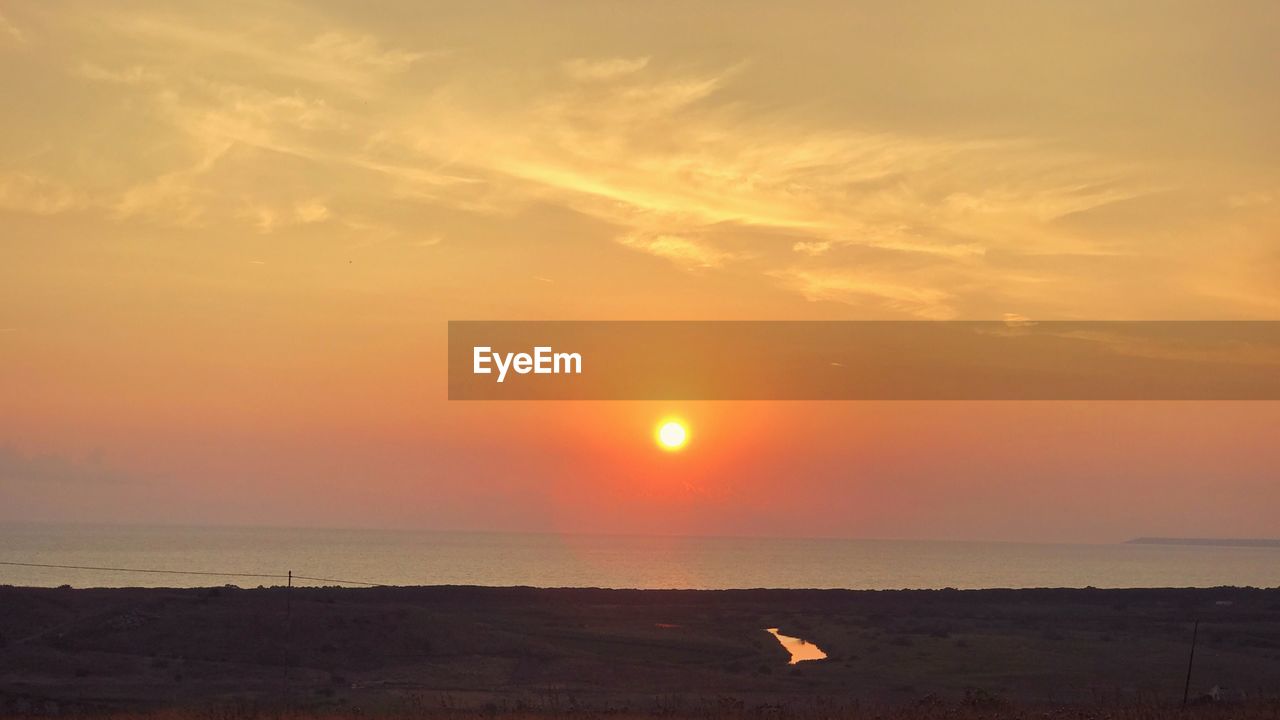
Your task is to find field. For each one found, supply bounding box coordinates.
[2,585,1279,716]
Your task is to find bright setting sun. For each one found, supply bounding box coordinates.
[656,420,688,451]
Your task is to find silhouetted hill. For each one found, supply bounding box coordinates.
[1126,537,1280,548]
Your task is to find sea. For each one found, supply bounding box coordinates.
[3,524,1279,590]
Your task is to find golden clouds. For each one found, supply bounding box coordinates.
[562,56,650,81]
[0,2,1277,319]
[0,173,82,215]
[0,11,23,45]
[618,234,740,270]
[768,269,956,320]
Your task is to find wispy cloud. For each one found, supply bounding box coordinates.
[563,56,650,81]
[0,174,85,215]
[769,268,957,320]
[306,31,433,73]
[239,198,331,233]
[6,2,1274,318]
[0,11,24,45]
[619,233,739,270]
[793,241,831,257]
[392,65,1140,261]
[106,13,430,97]
[77,62,159,85]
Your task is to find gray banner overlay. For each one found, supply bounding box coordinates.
[448,321,1280,400]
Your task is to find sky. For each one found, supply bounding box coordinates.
[2,1,1279,542]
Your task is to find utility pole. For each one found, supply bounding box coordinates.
[1182,619,1199,708]
[282,570,293,702]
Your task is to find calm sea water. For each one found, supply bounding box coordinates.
[2,524,1279,590]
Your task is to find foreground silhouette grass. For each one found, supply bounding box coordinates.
[4,585,1279,712]
[6,703,1280,720]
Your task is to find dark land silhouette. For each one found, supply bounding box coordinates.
[2,585,1279,716]
[1127,537,1280,548]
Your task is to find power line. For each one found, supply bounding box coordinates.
[0,560,385,587]
[0,560,284,579]
[293,574,386,587]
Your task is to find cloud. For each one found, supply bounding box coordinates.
[1228,190,1277,208]
[562,56,650,81]
[393,64,1139,267]
[1050,329,1280,367]
[0,174,85,215]
[105,13,433,97]
[0,11,24,45]
[77,62,159,85]
[618,233,738,269]
[111,142,230,225]
[39,19,1151,313]
[769,268,956,319]
[240,198,331,233]
[305,31,431,73]
[293,198,331,224]
[104,76,353,227]
[793,241,831,256]
[12,3,1273,318]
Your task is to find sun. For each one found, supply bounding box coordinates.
[655,419,689,451]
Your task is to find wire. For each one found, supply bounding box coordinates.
[293,574,386,587]
[0,560,284,579]
[0,560,385,587]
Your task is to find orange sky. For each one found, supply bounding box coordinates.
[2,1,1279,541]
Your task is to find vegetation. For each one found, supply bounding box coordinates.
[2,585,1279,715]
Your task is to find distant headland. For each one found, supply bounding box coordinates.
[1127,537,1280,548]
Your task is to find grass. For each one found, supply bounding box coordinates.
[2,585,1279,713]
[6,700,1280,720]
